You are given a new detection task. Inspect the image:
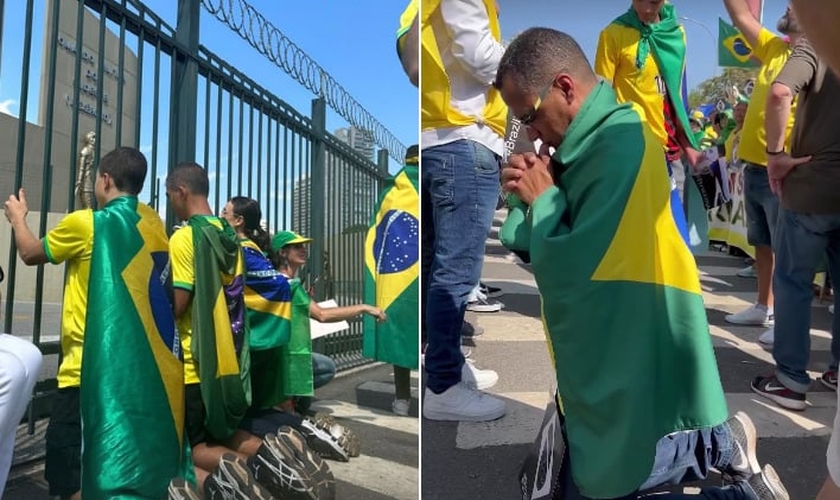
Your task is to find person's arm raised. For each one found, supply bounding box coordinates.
[722,0,762,49]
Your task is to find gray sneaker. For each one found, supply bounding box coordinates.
[205,453,274,500]
[299,413,361,461]
[720,411,761,484]
[249,435,316,500]
[276,425,335,500]
[168,478,202,500]
[745,465,790,500]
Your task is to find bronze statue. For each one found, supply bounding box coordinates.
[75,131,96,209]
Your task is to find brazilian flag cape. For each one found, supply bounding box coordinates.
[276,279,315,398]
[362,164,419,370]
[239,239,294,409]
[189,216,251,440]
[241,240,292,350]
[508,82,728,498]
[613,3,699,152]
[81,196,190,498]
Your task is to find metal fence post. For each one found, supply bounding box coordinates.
[310,97,327,300]
[167,0,200,229]
[377,149,390,177]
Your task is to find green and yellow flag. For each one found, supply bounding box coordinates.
[241,239,294,409]
[250,278,312,407]
[189,216,251,441]
[362,155,419,370]
[81,196,188,498]
[278,279,315,398]
[523,82,728,498]
[719,17,759,68]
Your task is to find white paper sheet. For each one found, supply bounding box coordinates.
[309,299,350,339]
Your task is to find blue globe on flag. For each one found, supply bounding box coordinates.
[732,37,751,57]
[373,209,419,274]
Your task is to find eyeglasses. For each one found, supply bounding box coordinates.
[518,78,555,126]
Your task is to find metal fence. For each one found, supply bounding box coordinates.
[0,0,396,419]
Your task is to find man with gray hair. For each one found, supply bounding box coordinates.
[750,34,840,412]
[498,27,787,500]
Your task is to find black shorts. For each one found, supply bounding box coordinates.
[185,383,209,447]
[45,387,81,497]
[239,407,304,439]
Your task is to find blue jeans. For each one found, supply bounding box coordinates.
[667,158,690,245]
[743,164,779,248]
[562,424,753,499]
[312,352,336,389]
[773,208,840,392]
[293,352,337,413]
[421,139,500,394]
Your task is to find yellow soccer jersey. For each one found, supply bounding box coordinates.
[397,0,418,55]
[44,209,94,388]
[738,28,796,167]
[595,23,686,149]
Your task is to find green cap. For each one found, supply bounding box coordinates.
[270,231,312,253]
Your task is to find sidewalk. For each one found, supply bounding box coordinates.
[422,209,835,500]
[4,363,419,500]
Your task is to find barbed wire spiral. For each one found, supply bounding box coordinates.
[200,0,408,164]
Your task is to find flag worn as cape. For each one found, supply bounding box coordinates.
[240,239,293,410]
[277,279,315,398]
[363,163,420,370]
[81,196,189,498]
[527,82,728,498]
[719,17,760,68]
[241,240,291,350]
[189,215,250,440]
[613,4,699,150]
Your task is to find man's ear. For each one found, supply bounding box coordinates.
[555,74,576,104]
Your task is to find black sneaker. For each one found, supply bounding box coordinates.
[204,453,273,500]
[276,425,336,500]
[719,411,760,484]
[750,375,807,411]
[745,464,790,500]
[821,370,838,391]
[478,282,503,298]
[168,478,203,500]
[461,321,484,338]
[299,413,360,461]
[249,433,316,500]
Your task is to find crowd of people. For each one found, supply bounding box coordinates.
[0,151,397,499]
[421,0,840,498]
[0,2,425,499]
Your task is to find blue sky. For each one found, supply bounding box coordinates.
[0,0,417,218]
[498,0,789,89]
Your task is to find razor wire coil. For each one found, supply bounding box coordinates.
[200,0,407,163]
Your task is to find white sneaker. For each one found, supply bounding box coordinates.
[462,359,498,390]
[737,266,758,279]
[725,305,773,326]
[422,383,506,421]
[758,327,774,347]
[466,297,503,312]
[391,399,410,416]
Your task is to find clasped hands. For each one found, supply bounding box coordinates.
[501,151,555,206]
